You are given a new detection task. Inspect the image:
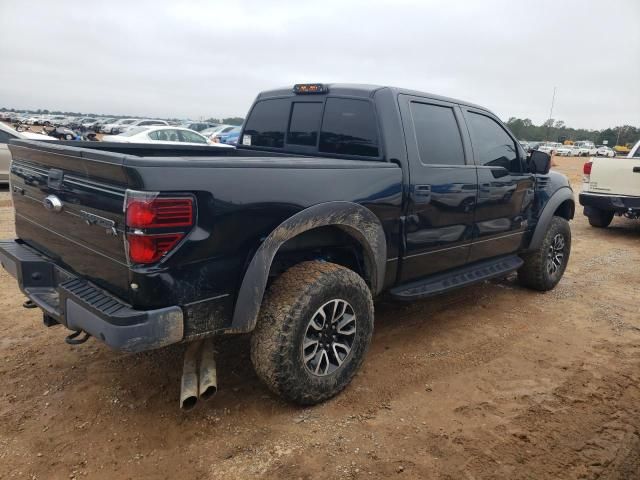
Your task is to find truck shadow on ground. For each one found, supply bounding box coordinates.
[92,276,525,421]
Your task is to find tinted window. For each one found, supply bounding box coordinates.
[287,102,322,146]
[410,102,465,165]
[243,99,289,148]
[467,112,521,172]
[319,98,379,157]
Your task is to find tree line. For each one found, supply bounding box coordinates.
[505,117,639,146]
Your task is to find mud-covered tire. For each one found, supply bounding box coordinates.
[587,209,614,228]
[250,261,374,405]
[518,216,571,291]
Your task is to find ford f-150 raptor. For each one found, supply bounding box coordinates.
[0,83,574,409]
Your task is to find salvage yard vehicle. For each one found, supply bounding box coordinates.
[596,145,616,157]
[101,118,139,134]
[117,119,169,134]
[0,83,574,409]
[555,144,579,156]
[580,139,640,227]
[538,142,562,156]
[102,126,230,146]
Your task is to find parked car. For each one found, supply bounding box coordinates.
[573,141,598,157]
[596,146,616,157]
[117,119,169,134]
[580,140,640,227]
[538,142,562,155]
[213,126,241,144]
[555,144,579,156]
[525,141,541,153]
[101,118,140,134]
[0,83,573,410]
[182,121,218,132]
[201,124,236,139]
[92,118,116,132]
[102,126,231,147]
[0,122,57,185]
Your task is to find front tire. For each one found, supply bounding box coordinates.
[587,209,614,228]
[518,216,571,291]
[251,261,374,405]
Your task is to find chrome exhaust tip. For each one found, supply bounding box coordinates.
[180,341,201,411]
[198,338,217,401]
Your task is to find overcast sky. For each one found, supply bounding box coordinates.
[1,0,638,128]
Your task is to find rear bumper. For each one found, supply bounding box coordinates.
[579,192,640,213]
[0,239,183,352]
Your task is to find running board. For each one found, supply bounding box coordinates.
[390,255,523,301]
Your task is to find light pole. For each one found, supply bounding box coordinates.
[545,86,557,141]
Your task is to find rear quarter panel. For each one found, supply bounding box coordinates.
[123,157,403,317]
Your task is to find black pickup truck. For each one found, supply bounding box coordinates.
[0,83,574,408]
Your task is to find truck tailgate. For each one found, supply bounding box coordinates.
[8,141,131,299]
[586,157,640,197]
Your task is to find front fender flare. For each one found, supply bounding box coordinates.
[228,201,387,333]
[527,187,574,251]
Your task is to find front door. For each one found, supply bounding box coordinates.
[398,95,477,282]
[461,109,534,262]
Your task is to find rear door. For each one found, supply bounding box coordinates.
[461,109,534,262]
[398,95,477,281]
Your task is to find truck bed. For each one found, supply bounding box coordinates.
[7,140,402,329]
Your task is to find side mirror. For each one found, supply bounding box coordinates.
[529,150,551,174]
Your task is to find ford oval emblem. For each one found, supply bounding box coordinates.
[43,195,63,213]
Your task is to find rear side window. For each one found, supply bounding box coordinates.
[179,130,207,143]
[467,112,521,173]
[319,98,379,157]
[287,102,322,146]
[243,99,289,148]
[410,102,465,166]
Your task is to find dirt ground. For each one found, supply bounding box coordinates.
[0,157,638,480]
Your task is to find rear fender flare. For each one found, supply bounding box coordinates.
[527,187,574,251]
[229,201,386,333]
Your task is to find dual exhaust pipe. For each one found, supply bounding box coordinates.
[180,338,217,410]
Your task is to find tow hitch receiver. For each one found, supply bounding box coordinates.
[65,330,92,345]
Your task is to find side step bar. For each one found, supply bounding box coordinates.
[390,255,523,301]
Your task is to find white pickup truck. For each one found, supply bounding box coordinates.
[580,140,640,227]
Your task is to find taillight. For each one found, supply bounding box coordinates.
[124,191,195,264]
[583,161,592,183]
[127,233,183,264]
[126,198,193,228]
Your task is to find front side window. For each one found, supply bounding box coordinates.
[467,112,521,173]
[287,102,322,146]
[243,99,289,148]
[319,98,379,157]
[410,102,465,166]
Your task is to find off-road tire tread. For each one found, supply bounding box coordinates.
[250,261,373,405]
[518,216,571,291]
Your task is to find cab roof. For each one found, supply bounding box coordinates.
[256,83,489,112]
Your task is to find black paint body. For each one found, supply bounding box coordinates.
[5,84,573,348]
